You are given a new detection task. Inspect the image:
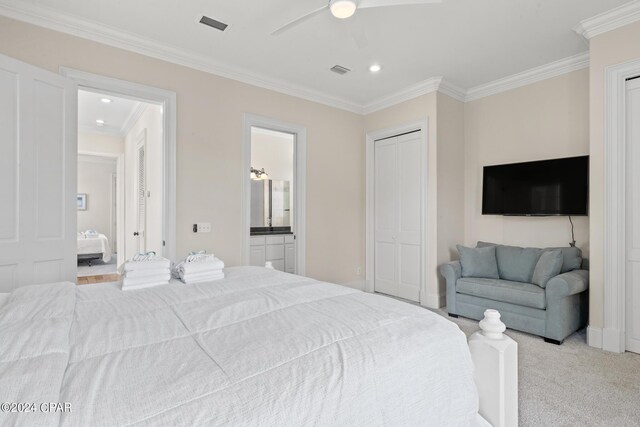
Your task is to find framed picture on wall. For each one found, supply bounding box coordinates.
[77,194,87,210]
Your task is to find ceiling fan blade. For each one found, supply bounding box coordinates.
[271,5,328,36]
[358,0,442,8]
[346,15,369,49]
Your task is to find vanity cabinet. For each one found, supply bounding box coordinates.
[249,234,295,273]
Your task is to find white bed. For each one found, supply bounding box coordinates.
[77,233,112,263]
[0,267,484,426]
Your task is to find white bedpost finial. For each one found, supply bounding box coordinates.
[265,261,274,269]
[479,309,506,339]
[468,309,518,427]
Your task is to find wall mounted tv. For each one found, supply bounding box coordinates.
[482,156,589,216]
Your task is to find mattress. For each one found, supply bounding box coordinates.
[77,233,111,262]
[0,267,480,426]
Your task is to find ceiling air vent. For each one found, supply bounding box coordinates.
[200,16,228,32]
[330,65,351,75]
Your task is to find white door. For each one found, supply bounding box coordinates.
[374,131,422,302]
[0,53,77,291]
[135,132,147,253]
[116,154,125,268]
[626,77,640,354]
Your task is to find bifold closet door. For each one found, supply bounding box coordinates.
[0,53,77,291]
[626,77,640,354]
[374,131,422,302]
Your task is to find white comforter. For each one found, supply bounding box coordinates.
[77,233,112,262]
[0,267,479,426]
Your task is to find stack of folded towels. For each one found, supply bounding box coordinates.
[173,252,225,284]
[121,252,171,291]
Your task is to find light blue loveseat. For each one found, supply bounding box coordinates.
[439,242,589,344]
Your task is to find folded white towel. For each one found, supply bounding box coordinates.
[180,271,224,281]
[180,272,225,285]
[174,257,224,276]
[85,229,99,237]
[124,268,171,279]
[123,258,171,272]
[123,272,171,288]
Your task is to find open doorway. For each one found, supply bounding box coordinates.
[242,115,307,276]
[76,89,163,284]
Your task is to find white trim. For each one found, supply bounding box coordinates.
[242,114,307,276]
[587,325,603,348]
[0,1,596,112]
[121,103,147,136]
[574,1,640,41]
[602,58,640,353]
[0,1,362,114]
[365,120,430,306]
[363,77,443,114]
[465,52,590,102]
[61,67,177,262]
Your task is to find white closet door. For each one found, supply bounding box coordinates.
[374,131,422,302]
[0,53,77,291]
[626,77,640,354]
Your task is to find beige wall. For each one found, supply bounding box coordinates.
[464,70,590,256]
[0,16,365,285]
[77,157,116,244]
[124,105,164,260]
[436,93,466,303]
[589,21,640,328]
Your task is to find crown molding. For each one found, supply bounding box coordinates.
[362,76,443,115]
[0,1,363,114]
[121,102,147,136]
[0,1,594,115]
[464,52,589,102]
[574,0,640,40]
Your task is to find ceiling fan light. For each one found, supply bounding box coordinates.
[330,0,357,19]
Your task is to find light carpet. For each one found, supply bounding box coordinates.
[438,310,640,427]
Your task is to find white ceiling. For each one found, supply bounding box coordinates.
[3,0,631,108]
[78,90,141,136]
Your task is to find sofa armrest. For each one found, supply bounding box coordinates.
[546,270,589,298]
[439,260,462,284]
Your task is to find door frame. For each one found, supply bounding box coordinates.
[61,67,177,262]
[365,120,429,305]
[600,58,640,353]
[241,113,306,276]
[134,129,148,254]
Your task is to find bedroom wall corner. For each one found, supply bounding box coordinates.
[588,20,640,330]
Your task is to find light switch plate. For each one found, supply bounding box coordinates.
[194,223,211,233]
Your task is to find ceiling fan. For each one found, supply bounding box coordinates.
[271,0,442,36]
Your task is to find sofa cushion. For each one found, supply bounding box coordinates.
[475,242,541,283]
[545,246,582,273]
[532,249,563,288]
[456,277,546,309]
[456,245,499,279]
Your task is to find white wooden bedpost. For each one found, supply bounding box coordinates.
[469,309,518,427]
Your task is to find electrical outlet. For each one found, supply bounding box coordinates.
[356,267,362,276]
[193,223,212,233]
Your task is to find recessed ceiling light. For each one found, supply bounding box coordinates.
[100,98,112,103]
[369,64,382,73]
[96,119,105,126]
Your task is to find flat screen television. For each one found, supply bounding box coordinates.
[482,156,589,216]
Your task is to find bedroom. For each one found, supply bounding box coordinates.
[0,0,639,425]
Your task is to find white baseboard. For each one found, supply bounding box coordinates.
[341,280,366,291]
[602,327,625,353]
[421,292,446,309]
[587,325,602,349]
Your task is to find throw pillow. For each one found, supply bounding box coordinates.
[532,249,564,288]
[457,245,500,279]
